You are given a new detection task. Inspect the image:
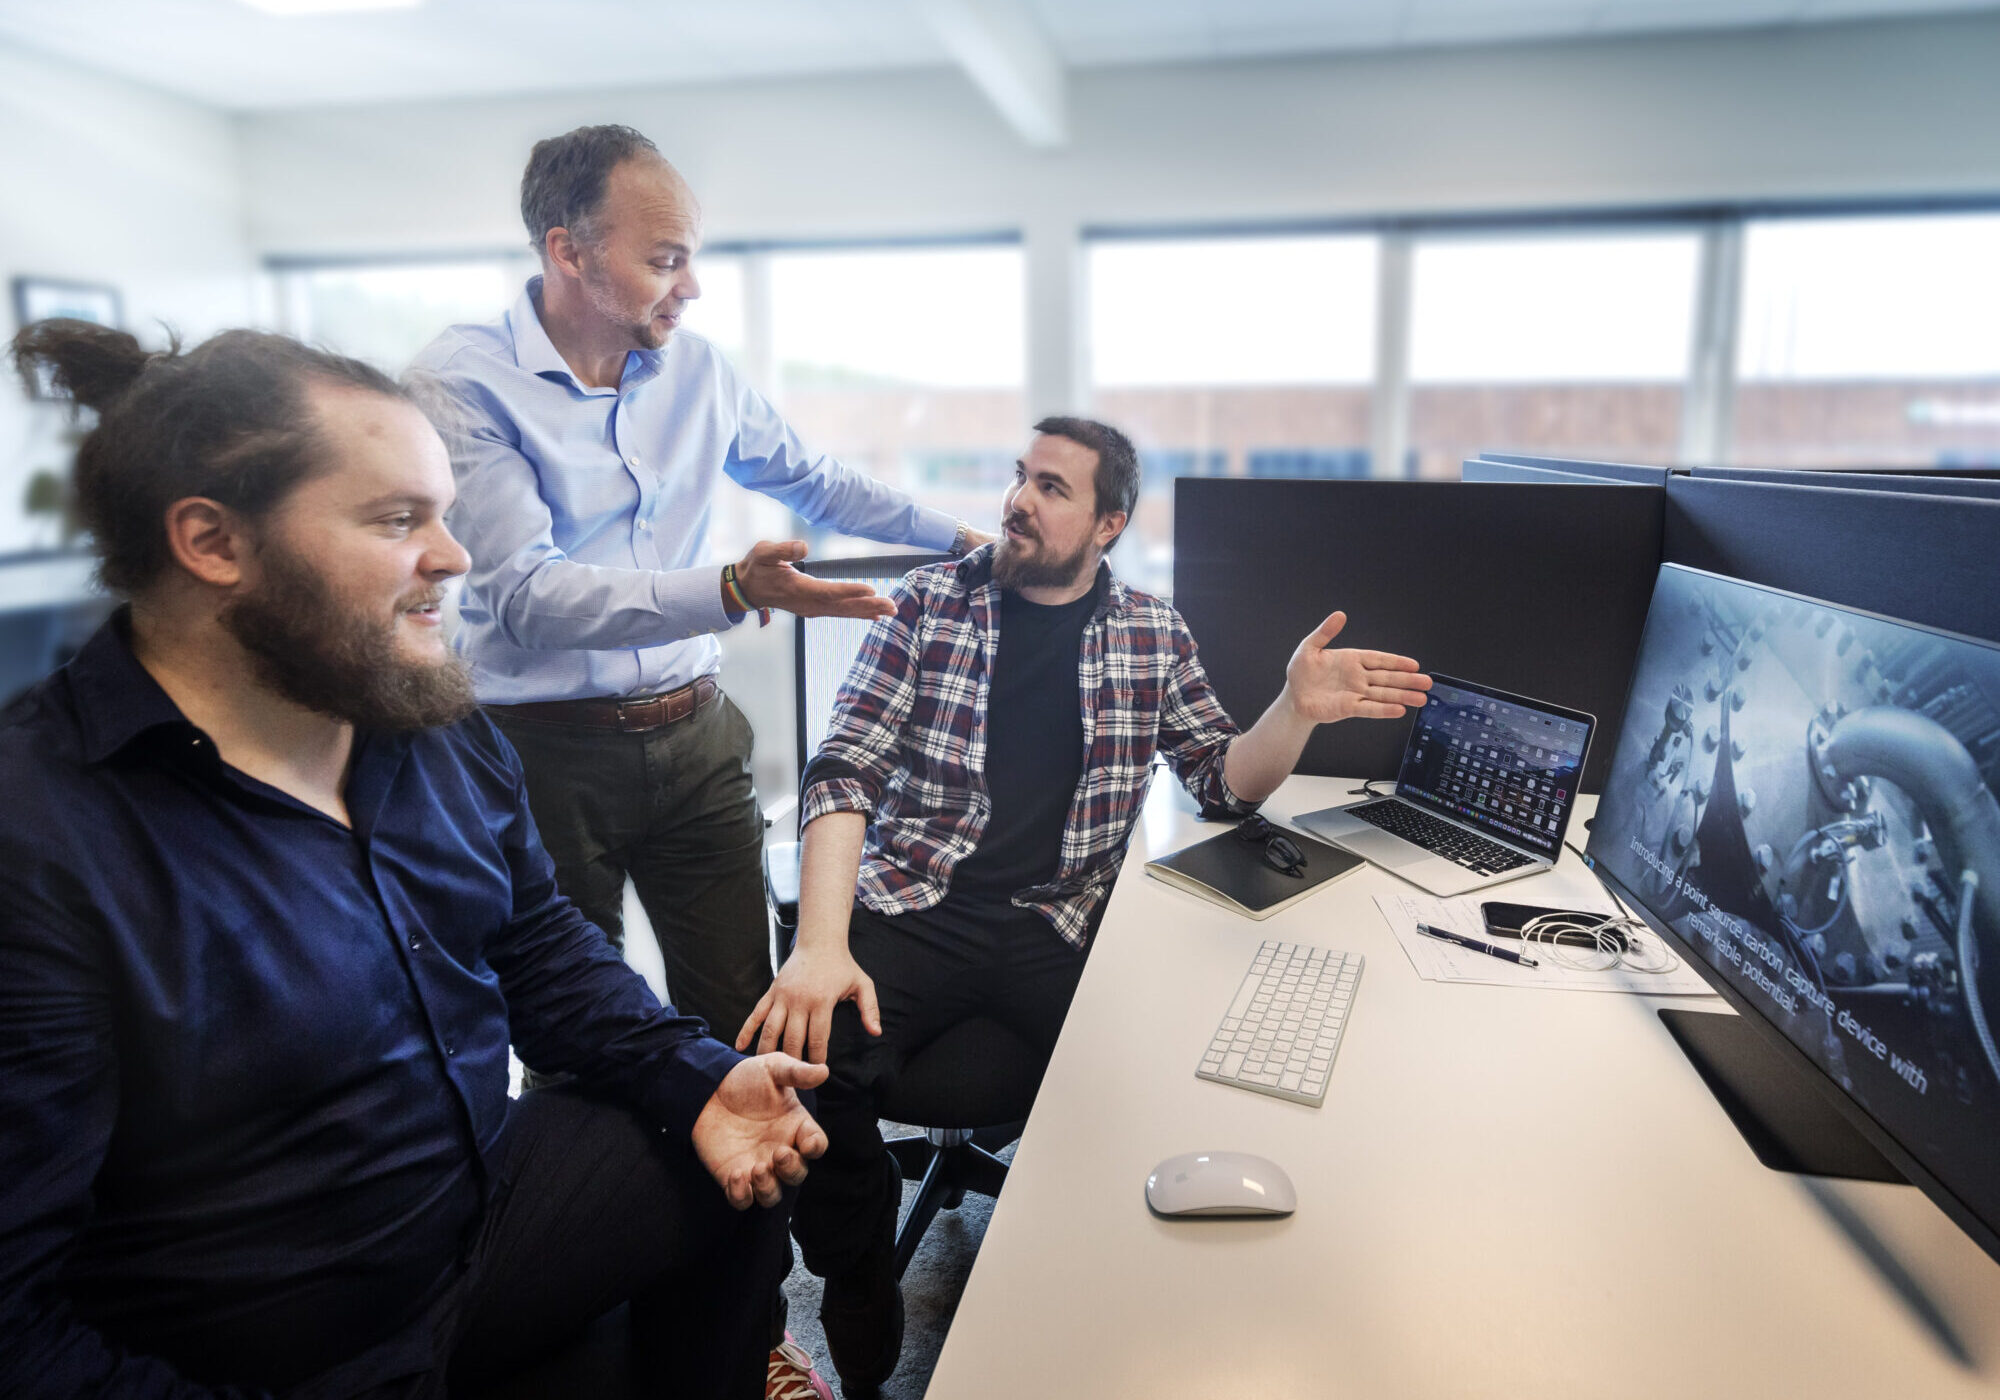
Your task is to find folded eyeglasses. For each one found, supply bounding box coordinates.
[1234,814,1306,879]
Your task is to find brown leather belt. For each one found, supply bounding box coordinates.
[488,676,718,733]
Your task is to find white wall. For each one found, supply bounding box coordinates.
[0,45,254,556]
[239,13,2000,251]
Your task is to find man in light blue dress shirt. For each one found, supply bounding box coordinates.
[409,126,989,1076]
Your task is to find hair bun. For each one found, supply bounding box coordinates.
[11,319,156,412]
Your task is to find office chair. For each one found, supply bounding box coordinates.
[763,553,1043,1278]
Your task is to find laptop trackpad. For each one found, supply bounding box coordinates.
[1349,830,1432,870]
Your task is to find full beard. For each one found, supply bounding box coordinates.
[991,521,1097,591]
[221,542,477,732]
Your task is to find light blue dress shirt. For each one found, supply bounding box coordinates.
[409,277,959,704]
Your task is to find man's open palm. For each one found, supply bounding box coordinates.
[1286,611,1432,723]
[736,540,897,621]
[692,1054,831,1210]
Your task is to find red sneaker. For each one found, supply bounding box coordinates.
[767,1332,834,1400]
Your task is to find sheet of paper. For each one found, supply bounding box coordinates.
[1371,866,1717,996]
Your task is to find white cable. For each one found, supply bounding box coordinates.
[1518,911,1681,976]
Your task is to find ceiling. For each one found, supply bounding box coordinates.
[0,0,1993,113]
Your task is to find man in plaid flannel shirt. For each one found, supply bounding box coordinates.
[737,416,1430,1392]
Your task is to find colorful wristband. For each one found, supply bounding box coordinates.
[722,563,772,627]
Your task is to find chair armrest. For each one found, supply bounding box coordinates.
[763,840,801,941]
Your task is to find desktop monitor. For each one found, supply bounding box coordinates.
[1584,563,2000,1266]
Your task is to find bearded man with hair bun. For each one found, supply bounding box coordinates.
[0,320,829,1400]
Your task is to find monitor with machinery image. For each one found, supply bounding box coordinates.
[1585,563,2000,1264]
[1397,676,1592,861]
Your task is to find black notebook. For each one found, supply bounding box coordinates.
[1144,821,1368,920]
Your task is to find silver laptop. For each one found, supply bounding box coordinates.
[1295,674,1594,897]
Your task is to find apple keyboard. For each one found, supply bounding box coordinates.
[1196,939,1362,1107]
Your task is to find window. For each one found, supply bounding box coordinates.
[758,242,1027,559]
[275,250,747,379]
[680,252,745,364]
[1087,234,1377,594]
[715,243,1026,808]
[1733,213,2000,469]
[675,252,762,563]
[1407,232,1701,479]
[273,256,536,375]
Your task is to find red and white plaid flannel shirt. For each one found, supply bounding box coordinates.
[799,547,1253,949]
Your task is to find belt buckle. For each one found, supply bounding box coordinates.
[617,695,664,733]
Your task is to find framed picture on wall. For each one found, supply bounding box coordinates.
[11,277,124,399]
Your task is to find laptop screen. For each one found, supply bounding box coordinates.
[1393,674,1595,860]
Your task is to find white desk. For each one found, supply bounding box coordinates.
[928,776,2000,1399]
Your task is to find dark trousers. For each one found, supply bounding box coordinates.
[789,903,1087,1282]
[298,1086,792,1400]
[490,691,773,1041]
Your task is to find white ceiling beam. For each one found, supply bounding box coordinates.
[917,0,1069,148]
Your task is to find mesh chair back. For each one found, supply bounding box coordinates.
[792,554,953,776]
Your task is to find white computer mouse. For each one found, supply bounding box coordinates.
[1145,1151,1297,1217]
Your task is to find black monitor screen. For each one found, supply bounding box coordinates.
[1587,564,2000,1253]
[1394,675,1593,860]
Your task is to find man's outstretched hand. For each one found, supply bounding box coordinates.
[1284,611,1432,723]
[732,541,897,621]
[692,1054,831,1210]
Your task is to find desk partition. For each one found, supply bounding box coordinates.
[1690,464,2000,500]
[1172,478,1663,791]
[1168,469,1998,786]
[1664,476,2000,644]
[1469,451,1674,487]
[1461,459,1628,486]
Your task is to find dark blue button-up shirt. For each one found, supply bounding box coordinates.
[0,616,743,1397]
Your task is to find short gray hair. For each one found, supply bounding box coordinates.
[520,124,660,255]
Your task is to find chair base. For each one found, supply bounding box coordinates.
[883,1124,1022,1278]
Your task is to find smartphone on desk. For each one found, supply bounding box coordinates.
[1480,902,1629,952]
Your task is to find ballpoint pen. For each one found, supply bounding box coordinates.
[1415,922,1539,968]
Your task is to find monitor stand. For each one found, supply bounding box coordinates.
[1659,1009,1906,1183]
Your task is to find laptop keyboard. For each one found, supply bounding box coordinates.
[1347,800,1534,874]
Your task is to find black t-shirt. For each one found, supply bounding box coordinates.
[942,587,1096,922]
